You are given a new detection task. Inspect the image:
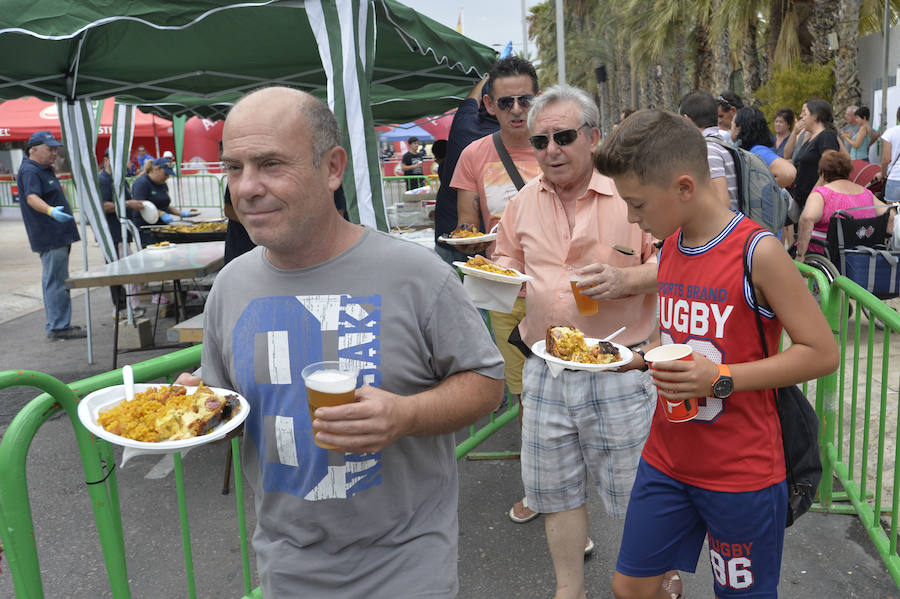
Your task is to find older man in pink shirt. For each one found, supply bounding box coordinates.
[492,85,657,599]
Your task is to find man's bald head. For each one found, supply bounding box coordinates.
[227,86,342,167]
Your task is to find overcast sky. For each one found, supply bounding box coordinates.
[397,0,544,58]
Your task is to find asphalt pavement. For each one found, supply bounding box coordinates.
[0,210,898,598]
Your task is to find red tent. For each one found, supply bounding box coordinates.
[0,97,175,164]
[0,96,173,142]
[414,109,455,141]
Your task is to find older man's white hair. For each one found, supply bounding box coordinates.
[526,85,600,131]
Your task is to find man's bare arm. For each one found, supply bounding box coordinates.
[579,261,658,300]
[456,189,482,228]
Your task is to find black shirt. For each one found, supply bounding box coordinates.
[17,158,80,253]
[401,151,425,190]
[98,169,133,245]
[433,98,500,246]
[792,129,840,206]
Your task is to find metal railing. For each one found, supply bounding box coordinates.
[5,264,900,595]
[806,270,900,588]
[0,175,226,215]
[1,174,440,215]
[0,346,258,599]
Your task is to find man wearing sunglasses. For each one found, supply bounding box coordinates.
[492,85,657,599]
[451,56,543,526]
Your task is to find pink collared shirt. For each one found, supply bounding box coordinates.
[492,170,657,348]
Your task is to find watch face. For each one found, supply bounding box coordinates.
[713,377,734,398]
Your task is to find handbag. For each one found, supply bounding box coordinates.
[742,230,823,527]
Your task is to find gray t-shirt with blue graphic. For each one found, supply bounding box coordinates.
[201,228,504,598]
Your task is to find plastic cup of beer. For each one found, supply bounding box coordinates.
[570,274,599,315]
[301,361,360,449]
[643,344,699,422]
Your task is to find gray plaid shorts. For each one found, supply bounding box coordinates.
[520,356,654,519]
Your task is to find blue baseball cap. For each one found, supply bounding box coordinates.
[27,130,62,149]
[152,157,175,175]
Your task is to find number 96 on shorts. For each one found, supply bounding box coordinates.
[708,535,754,590]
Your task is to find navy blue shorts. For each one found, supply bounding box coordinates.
[617,459,787,598]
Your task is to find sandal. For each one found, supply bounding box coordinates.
[584,537,595,556]
[508,497,539,523]
[662,570,683,599]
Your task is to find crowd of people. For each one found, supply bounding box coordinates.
[157,56,843,599]
[16,55,882,598]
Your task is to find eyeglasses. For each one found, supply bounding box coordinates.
[495,94,534,111]
[528,124,590,150]
[716,95,733,108]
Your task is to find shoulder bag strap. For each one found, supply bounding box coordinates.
[741,228,770,359]
[742,229,795,481]
[886,148,900,180]
[492,131,526,191]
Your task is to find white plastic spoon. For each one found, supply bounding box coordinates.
[123,364,135,401]
[602,326,626,342]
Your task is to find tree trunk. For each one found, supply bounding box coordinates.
[694,20,714,92]
[631,64,639,108]
[809,0,838,65]
[741,18,762,105]
[711,0,732,92]
[666,28,687,110]
[833,0,862,123]
[766,0,784,79]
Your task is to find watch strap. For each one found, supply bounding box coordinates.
[633,348,649,371]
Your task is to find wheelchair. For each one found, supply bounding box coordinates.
[802,204,898,326]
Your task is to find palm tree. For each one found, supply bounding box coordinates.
[833,0,863,121]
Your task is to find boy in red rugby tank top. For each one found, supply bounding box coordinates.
[595,110,838,599]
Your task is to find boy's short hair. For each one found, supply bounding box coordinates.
[818,149,852,182]
[678,91,717,129]
[407,136,419,145]
[594,109,709,186]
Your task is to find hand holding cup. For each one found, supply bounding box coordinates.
[644,344,718,422]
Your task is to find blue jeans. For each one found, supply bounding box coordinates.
[40,245,72,332]
[885,179,900,204]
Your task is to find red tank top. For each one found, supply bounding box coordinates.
[642,215,786,492]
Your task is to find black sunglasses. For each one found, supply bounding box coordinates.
[716,95,733,108]
[528,124,589,150]
[495,94,534,111]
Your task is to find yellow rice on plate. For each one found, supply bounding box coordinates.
[96,385,238,442]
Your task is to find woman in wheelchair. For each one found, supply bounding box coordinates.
[796,149,890,259]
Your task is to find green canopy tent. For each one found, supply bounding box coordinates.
[0,0,496,227]
[0,0,494,366]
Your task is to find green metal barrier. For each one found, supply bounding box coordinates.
[0,346,258,599]
[808,273,900,589]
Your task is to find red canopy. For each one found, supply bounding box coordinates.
[414,110,455,141]
[0,97,173,142]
